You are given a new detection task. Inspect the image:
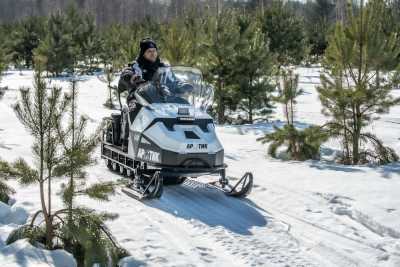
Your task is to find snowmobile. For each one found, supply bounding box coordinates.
[100,66,253,200]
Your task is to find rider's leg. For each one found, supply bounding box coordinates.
[120,105,129,152]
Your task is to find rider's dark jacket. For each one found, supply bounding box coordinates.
[118,56,167,102]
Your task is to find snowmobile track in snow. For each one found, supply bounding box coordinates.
[247,184,394,266]
[117,180,321,266]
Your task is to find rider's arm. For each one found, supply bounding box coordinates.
[118,63,144,93]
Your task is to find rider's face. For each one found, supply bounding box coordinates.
[144,48,158,63]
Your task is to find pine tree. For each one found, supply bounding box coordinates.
[304,0,335,60]
[65,5,102,74]
[202,9,240,123]
[120,24,145,65]
[52,78,122,267]
[276,70,303,127]
[100,24,127,71]
[182,8,208,67]
[98,65,118,109]
[7,16,46,69]
[232,14,275,123]
[160,19,192,65]
[0,159,16,203]
[3,62,124,265]
[0,45,7,80]
[3,64,67,248]
[34,12,75,76]
[261,1,308,67]
[258,69,327,160]
[318,0,400,165]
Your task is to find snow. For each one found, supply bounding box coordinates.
[0,190,75,267]
[0,239,76,267]
[0,68,400,266]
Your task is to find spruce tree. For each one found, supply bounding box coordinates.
[318,0,400,164]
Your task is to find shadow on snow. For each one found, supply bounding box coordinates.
[144,180,268,236]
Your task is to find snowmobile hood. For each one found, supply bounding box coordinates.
[149,103,211,120]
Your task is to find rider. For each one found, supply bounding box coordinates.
[118,38,168,103]
[118,37,167,151]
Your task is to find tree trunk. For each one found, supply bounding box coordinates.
[248,96,253,124]
[285,103,290,126]
[352,107,362,164]
[217,99,225,124]
[109,85,112,106]
[217,79,225,124]
[352,128,360,164]
[37,73,52,248]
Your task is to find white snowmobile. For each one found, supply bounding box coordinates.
[101,66,253,200]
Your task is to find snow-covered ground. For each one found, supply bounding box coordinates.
[0,68,399,266]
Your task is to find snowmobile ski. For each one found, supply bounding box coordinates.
[121,171,163,200]
[208,172,253,198]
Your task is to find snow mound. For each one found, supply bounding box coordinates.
[118,256,146,267]
[4,205,29,225]
[0,201,11,220]
[0,202,28,225]
[0,239,76,267]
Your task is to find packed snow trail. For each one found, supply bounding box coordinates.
[105,176,320,267]
[1,69,400,266]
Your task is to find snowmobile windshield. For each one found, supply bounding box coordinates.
[135,67,214,110]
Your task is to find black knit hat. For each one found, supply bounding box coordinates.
[139,38,157,56]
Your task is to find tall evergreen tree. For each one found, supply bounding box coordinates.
[119,23,146,65]
[182,8,208,67]
[35,12,75,76]
[65,4,102,73]
[233,14,275,123]
[100,24,127,71]
[304,0,335,59]
[318,0,400,165]
[7,16,46,68]
[77,14,103,73]
[0,45,7,79]
[261,1,308,67]
[202,9,240,123]
[160,19,192,65]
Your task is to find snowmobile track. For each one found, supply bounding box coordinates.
[141,180,321,266]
